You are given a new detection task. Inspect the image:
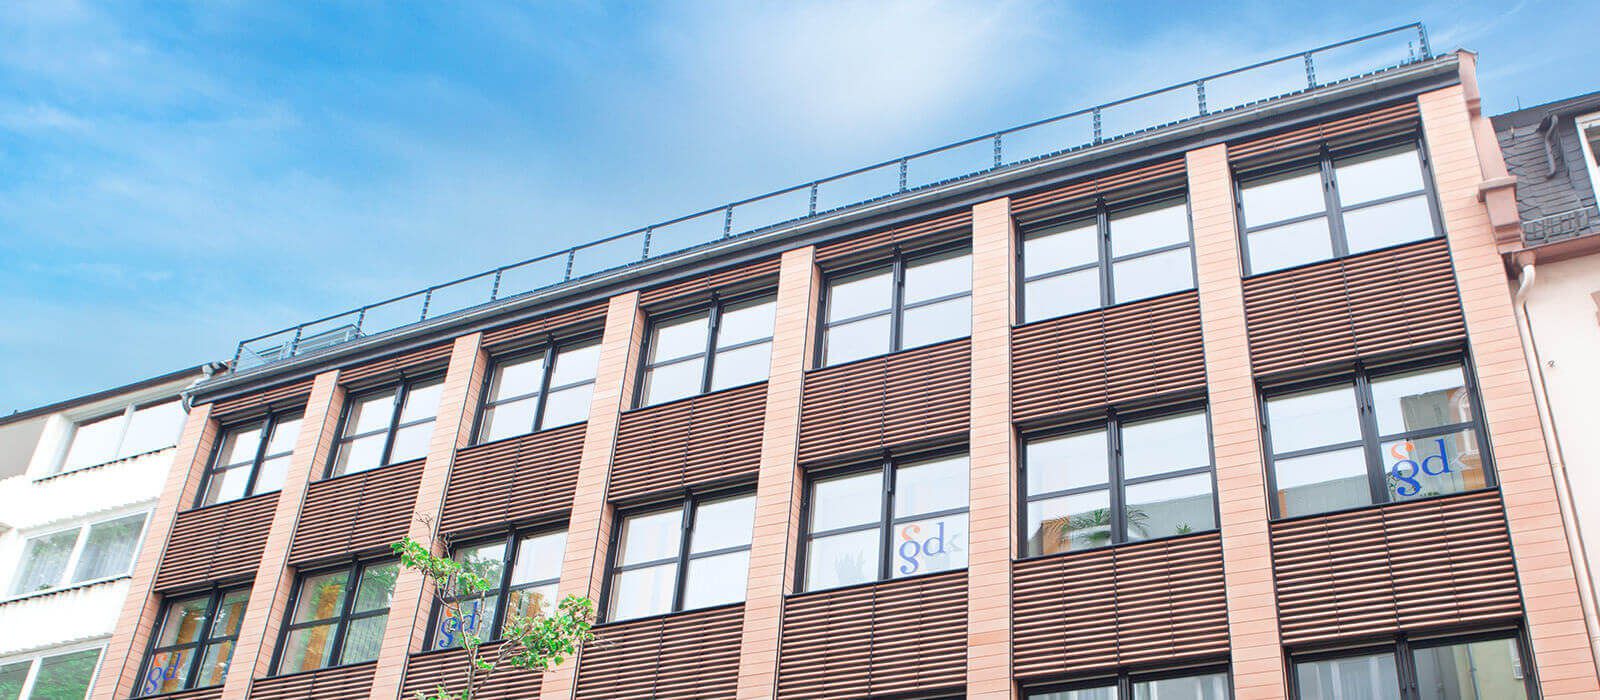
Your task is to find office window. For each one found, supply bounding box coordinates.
[275,560,398,674]
[606,493,755,622]
[9,513,147,596]
[1292,634,1530,699]
[1265,361,1489,518]
[1022,197,1194,323]
[58,399,185,473]
[429,529,567,650]
[137,587,249,695]
[477,341,601,443]
[820,247,972,367]
[1239,141,1438,274]
[0,648,103,700]
[802,453,969,592]
[638,295,776,407]
[1029,669,1231,699]
[329,378,443,477]
[199,412,303,507]
[1024,410,1216,556]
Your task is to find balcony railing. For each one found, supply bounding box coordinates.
[231,23,1434,374]
[1522,205,1598,245]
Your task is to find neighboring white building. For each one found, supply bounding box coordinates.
[0,366,216,700]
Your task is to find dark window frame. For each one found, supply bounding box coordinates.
[1025,663,1234,699]
[634,291,777,409]
[598,488,756,623]
[814,243,973,369]
[1288,628,1537,699]
[471,336,601,445]
[269,558,397,675]
[423,525,567,650]
[135,585,250,696]
[325,375,443,480]
[195,411,304,509]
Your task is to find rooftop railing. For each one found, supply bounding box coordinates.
[1522,205,1598,245]
[232,23,1434,373]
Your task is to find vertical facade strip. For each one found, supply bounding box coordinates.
[221,370,346,700]
[91,404,219,700]
[1186,143,1287,699]
[1419,84,1600,699]
[539,292,643,700]
[369,333,487,699]
[967,197,1018,699]
[734,246,820,699]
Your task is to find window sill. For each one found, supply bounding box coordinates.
[34,446,177,483]
[627,379,769,414]
[316,457,426,484]
[181,488,282,515]
[1269,486,1501,524]
[1012,286,1198,331]
[1015,527,1222,564]
[1240,234,1444,280]
[0,574,131,605]
[594,600,745,630]
[788,566,969,599]
[133,681,224,699]
[807,335,972,375]
[263,659,377,681]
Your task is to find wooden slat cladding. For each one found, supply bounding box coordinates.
[640,257,781,310]
[777,571,967,700]
[209,378,313,423]
[482,301,610,354]
[248,662,376,700]
[798,340,970,466]
[816,210,971,268]
[290,460,424,565]
[340,342,453,391]
[438,423,586,536]
[1012,292,1206,424]
[611,383,767,503]
[155,493,278,591]
[403,644,541,699]
[1012,533,1229,680]
[1011,158,1187,222]
[1272,490,1522,646]
[145,686,222,700]
[1229,100,1421,170]
[1243,239,1464,377]
[575,604,744,699]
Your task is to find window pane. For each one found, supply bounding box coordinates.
[1024,268,1101,323]
[455,542,506,589]
[156,595,211,647]
[196,640,235,688]
[31,648,100,700]
[805,529,880,591]
[1124,473,1215,541]
[617,509,683,565]
[279,623,337,673]
[1111,200,1189,257]
[387,422,433,464]
[1030,682,1118,700]
[1122,412,1210,480]
[810,470,884,532]
[332,433,386,475]
[339,615,387,664]
[1113,247,1193,303]
[549,343,600,387]
[1343,195,1434,254]
[709,342,771,391]
[650,313,711,363]
[12,530,77,594]
[510,531,567,586]
[894,455,968,518]
[218,424,264,467]
[353,562,398,613]
[1412,638,1528,700]
[1370,365,1471,436]
[901,296,971,349]
[203,465,251,506]
[1026,430,1109,496]
[265,416,302,456]
[120,400,185,457]
[641,356,705,406]
[141,648,194,695]
[1241,168,1325,227]
[1026,489,1112,555]
[538,385,592,429]
[345,391,397,435]
[690,495,756,553]
[1132,672,1230,700]
[903,250,971,304]
[72,513,145,582]
[826,268,893,322]
[252,456,290,496]
[1024,220,1098,277]
[1246,217,1333,273]
[608,563,677,621]
[398,381,443,423]
[62,413,121,471]
[212,589,250,638]
[505,583,558,625]
[682,550,749,610]
[1266,385,1361,454]
[0,660,29,700]
[1384,429,1487,502]
[823,315,891,366]
[717,298,776,349]
[1275,447,1372,517]
[479,396,538,442]
[1336,146,1425,206]
[291,571,349,623]
[1294,652,1401,700]
[890,512,967,578]
[488,354,545,402]
[432,594,497,650]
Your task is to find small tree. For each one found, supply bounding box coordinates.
[392,534,595,700]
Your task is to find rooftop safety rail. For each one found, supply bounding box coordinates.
[1522,205,1598,245]
[231,23,1434,373]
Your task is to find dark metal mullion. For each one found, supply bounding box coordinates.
[888,505,973,526]
[686,543,753,561]
[241,417,274,499]
[328,565,362,666]
[671,496,695,613]
[1271,438,1369,462]
[1240,208,1334,234]
[489,531,518,641]
[824,307,894,327]
[699,300,723,395]
[1120,464,1216,487]
[1321,146,1350,258]
[180,588,223,688]
[1108,416,1127,545]
[1354,371,1389,506]
[1108,240,1192,265]
[1337,188,1430,215]
[806,521,885,540]
[899,289,972,313]
[1020,258,1101,285]
[1097,201,1113,307]
[711,335,775,355]
[1395,637,1419,700]
[614,555,685,573]
[889,253,907,353]
[879,460,895,581]
[1024,482,1113,503]
[1374,419,1479,444]
[529,344,558,433]
[545,376,597,395]
[376,384,409,469]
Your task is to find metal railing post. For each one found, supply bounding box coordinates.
[419,289,433,322]
[355,307,367,335]
[1093,108,1103,145]
[1196,80,1208,116]
[898,159,909,192]
[809,183,819,216]
[642,227,655,259]
[564,249,576,282]
[1417,24,1431,59]
[490,270,503,301]
[722,206,734,238]
[287,327,305,359]
[1304,52,1317,88]
[230,344,244,373]
[993,134,1003,168]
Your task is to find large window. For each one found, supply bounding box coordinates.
[328,378,443,477]
[0,647,102,700]
[199,412,303,507]
[274,560,398,674]
[1023,409,1217,556]
[428,529,567,650]
[137,587,250,696]
[476,341,600,443]
[58,399,185,473]
[638,295,776,407]
[819,247,972,367]
[1238,141,1439,275]
[1579,112,1600,205]
[1022,197,1194,323]
[1029,668,1231,699]
[8,513,147,596]
[1292,633,1531,699]
[1264,360,1490,519]
[801,453,969,592]
[605,492,755,622]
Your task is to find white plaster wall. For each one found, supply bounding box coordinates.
[0,579,130,656]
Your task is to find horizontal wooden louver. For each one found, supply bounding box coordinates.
[290,460,424,565]
[147,688,222,700]
[640,257,781,310]
[611,383,767,503]
[798,340,970,466]
[1011,158,1187,222]
[1243,239,1464,377]
[339,342,453,390]
[482,301,610,353]
[815,210,971,267]
[438,424,586,536]
[1229,100,1421,170]
[777,571,966,699]
[155,493,278,591]
[575,604,744,699]
[1012,533,1229,680]
[210,379,313,424]
[1272,490,1522,646]
[404,643,541,698]
[1012,292,1206,424]
[248,662,376,700]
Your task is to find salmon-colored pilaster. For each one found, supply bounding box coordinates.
[369,333,487,699]
[539,292,644,700]
[1186,143,1287,700]
[734,246,820,699]
[967,197,1018,699]
[91,404,219,700]
[220,370,346,700]
[1420,85,1600,699]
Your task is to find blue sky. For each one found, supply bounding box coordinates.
[2,0,1596,413]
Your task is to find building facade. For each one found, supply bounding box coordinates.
[85,42,1600,700]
